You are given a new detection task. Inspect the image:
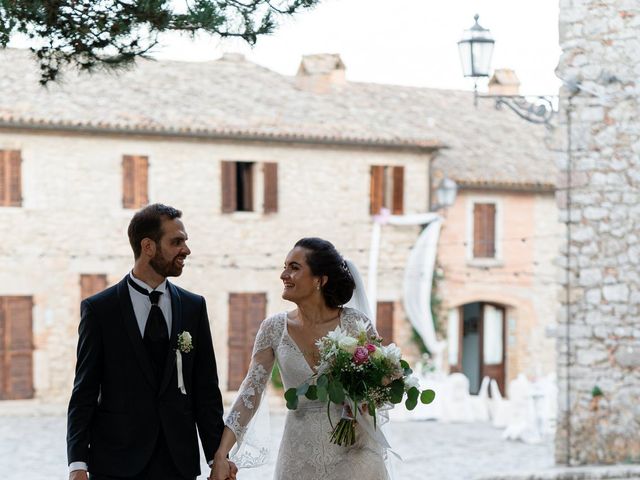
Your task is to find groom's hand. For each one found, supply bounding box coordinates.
[69,470,88,480]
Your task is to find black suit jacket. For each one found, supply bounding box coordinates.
[67,276,224,478]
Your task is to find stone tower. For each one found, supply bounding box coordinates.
[555,0,640,465]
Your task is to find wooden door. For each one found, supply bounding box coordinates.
[376,302,394,345]
[447,307,463,373]
[480,303,506,396]
[227,293,266,390]
[0,297,34,400]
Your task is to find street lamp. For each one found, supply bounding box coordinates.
[457,14,495,97]
[457,14,556,127]
[433,176,458,210]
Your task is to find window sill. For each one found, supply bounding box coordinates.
[227,211,263,220]
[466,258,504,269]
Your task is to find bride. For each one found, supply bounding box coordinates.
[212,237,389,480]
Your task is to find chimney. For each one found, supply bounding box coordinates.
[488,68,521,96]
[296,54,346,93]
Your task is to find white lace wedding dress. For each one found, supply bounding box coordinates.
[225,307,389,480]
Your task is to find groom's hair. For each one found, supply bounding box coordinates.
[128,203,182,259]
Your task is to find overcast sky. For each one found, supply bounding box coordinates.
[8,0,561,95]
[153,0,562,95]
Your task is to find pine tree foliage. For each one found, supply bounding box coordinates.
[0,0,319,84]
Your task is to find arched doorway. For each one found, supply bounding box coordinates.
[447,302,506,395]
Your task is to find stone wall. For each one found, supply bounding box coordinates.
[0,128,432,401]
[555,0,640,465]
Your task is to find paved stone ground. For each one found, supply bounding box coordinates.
[0,410,555,480]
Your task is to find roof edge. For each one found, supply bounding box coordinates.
[458,180,555,193]
[0,118,445,152]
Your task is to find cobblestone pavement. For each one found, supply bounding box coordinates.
[0,411,554,480]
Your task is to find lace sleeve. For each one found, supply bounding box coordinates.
[224,315,279,448]
[343,306,380,339]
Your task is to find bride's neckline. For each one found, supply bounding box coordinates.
[283,309,345,374]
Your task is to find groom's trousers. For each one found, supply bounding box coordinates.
[88,431,195,480]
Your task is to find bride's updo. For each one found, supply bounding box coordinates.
[295,237,355,308]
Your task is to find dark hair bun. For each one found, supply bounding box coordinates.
[294,237,355,308]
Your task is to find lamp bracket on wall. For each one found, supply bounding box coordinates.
[476,92,558,129]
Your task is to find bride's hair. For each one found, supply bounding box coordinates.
[294,237,355,308]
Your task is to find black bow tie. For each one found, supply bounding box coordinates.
[127,276,163,303]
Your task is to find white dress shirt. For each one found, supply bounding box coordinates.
[69,273,172,473]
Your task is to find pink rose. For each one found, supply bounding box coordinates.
[366,344,376,353]
[353,346,370,365]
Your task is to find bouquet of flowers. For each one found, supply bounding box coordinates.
[284,320,435,446]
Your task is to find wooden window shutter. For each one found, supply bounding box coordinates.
[122,155,148,209]
[263,162,278,214]
[227,293,267,390]
[473,203,496,258]
[80,274,108,300]
[370,166,385,215]
[0,151,5,204]
[135,156,149,207]
[0,297,34,400]
[221,161,237,213]
[0,150,22,207]
[392,166,404,215]
[376,302,394,345]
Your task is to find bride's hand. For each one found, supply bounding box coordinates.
[210,458,235,480]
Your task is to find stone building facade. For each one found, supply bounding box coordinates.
[0,48,557,406]
[555,0,640,465]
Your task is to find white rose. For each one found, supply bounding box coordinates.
[381,344,402,363]
[338,336,358,354]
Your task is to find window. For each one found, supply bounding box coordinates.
[0,150,22,207]
[376,302,394,345]
[227,292,267,390]
[122,155,149,209]
[80,274,108,300]
[0,296,34,400]
[221,161,278,214]
[370,165,404,215]
[473,202,496,258]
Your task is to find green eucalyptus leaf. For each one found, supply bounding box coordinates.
[407,386,419,402]
[296,383,309,396]
[420,389,436,404]
[328,380,345,404]
[305,385,318,400]
[317,375,328,389]
[400,360,410,369]
[317,385,328,402]
[284,388,299,410]
[405,396,418,410]
[390,379,404,404]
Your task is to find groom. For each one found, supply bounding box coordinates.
[67,204,236,480]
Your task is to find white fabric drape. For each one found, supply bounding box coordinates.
[367,211,446,370]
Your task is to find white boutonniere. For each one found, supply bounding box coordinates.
[177,331,193,353]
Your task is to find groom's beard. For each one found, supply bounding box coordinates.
[149,246,184,278]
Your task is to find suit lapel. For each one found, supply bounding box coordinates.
[117,276,158,391]
[158,281,182,395]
